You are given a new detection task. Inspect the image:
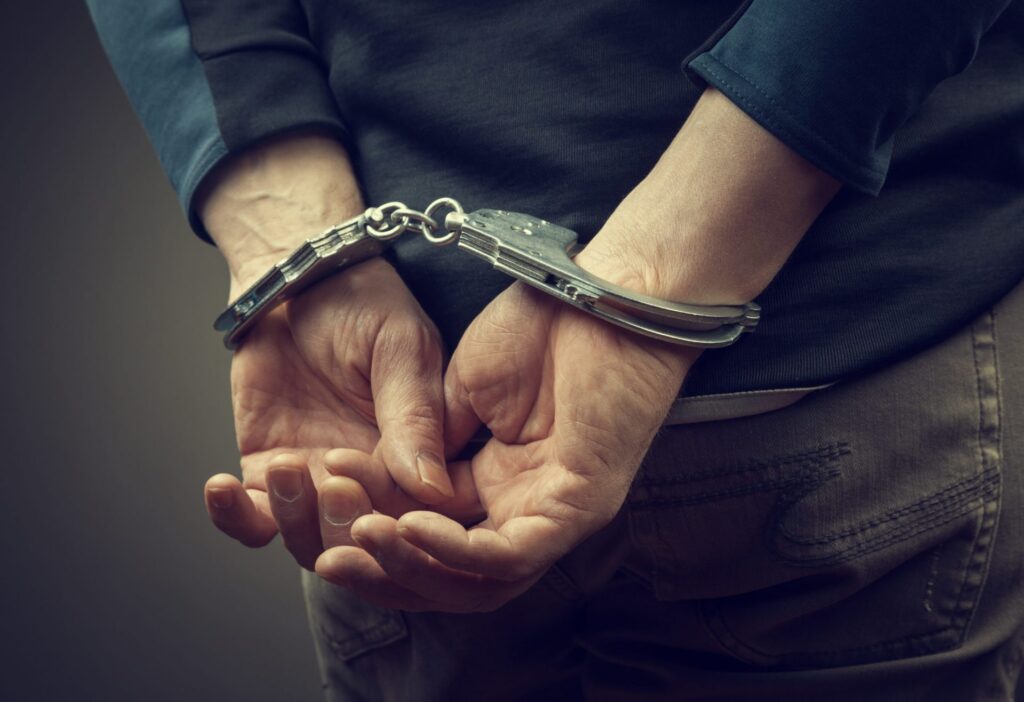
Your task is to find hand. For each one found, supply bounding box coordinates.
[314,277,700,611]
[203,258,482,569]
[194,133,481,568]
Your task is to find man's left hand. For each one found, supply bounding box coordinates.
[315,277,698,612]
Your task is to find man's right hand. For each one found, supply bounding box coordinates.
[194,132,479,569]
[204,257,480,570]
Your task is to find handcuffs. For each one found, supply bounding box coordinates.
[214,198,760,350]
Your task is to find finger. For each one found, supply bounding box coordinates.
[349,514,520,612]
[315,546,440,612]
[442,352,483,458]
[325,448,416,518]
[319,476,372,548]
[370,319,454,504]
[324,448,483,523]
[396,511,566,583]
[266,460,323,570]
[442,459,484,522]
[204,473,278,548]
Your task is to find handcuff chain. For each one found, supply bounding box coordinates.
[365,197,465,246]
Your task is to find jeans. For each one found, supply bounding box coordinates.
[302,280,1024,701]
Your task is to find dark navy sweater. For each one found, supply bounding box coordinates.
[87,0,1024,396]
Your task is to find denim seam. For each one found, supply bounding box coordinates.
[542,562,586,602]
[940,319,989,638]
[649,510,673,596]
[631,469,838,509]
[774,477,998,568]
[778,467,1002,545]
[631,447,846,510]
[951,311,1003,644]
[318,615,407,662]
[781,475,997,556]
[634,443,850,488]
[703,600,961,666]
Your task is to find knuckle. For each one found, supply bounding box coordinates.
[376,394,443,439]
[338,301,385,343]
[335,344,368,383]
[377,318,443,365]
[332,308,378,358]
[395,403,443,433]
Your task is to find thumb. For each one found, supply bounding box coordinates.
[370,318,454,504]
[442,349,483,457]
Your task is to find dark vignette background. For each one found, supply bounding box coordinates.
[3,4,1023,702]
[1,2,322,700]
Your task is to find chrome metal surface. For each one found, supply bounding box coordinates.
[453,209,760,347]
[365,198,465,246]
[215,199,760,351]
[214,214,385,349]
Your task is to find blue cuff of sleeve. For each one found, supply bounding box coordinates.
[181,138,228,242]
[88,0,230,241]
[88,0,351,243]
[683,0,1010,197]
[687,52,888,195]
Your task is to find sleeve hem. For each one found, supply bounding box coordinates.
[198,47,348,150]
[180,121,350,244]
[681,0,753,88]
[180,137,229,244]
[687,53,886,196]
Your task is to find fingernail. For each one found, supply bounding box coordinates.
[416,451,455,498]
[322,489,359,527]
[270,468,303,502]
[208,488,234,509]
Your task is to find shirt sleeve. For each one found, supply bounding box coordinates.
[684,0,1013,195]
[85,0,346,240]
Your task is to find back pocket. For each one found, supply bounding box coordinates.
[303,571,408,663]
[626,313,1002,669]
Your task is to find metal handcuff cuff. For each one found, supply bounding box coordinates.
[214,198,761,349]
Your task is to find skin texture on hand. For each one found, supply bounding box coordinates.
[314,87,841,611]
[197,132,481,569]
[197,131,366,298]
[316,283,700,611]
[204,258,481,570]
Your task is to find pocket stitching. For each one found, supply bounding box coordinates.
[701,309,1004,668]
[318,611,407,662]
[771,469,1000,568]
[702,598,963,667]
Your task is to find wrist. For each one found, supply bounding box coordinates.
[576,88,840,306]
[195,131,366,297]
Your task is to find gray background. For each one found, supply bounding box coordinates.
[1,2,322,700]
[3,4,1021,702]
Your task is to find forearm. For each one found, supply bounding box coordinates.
[577,87,841,307]
[196,132,365,298]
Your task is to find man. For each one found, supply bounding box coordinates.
[89,1,1024,699]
